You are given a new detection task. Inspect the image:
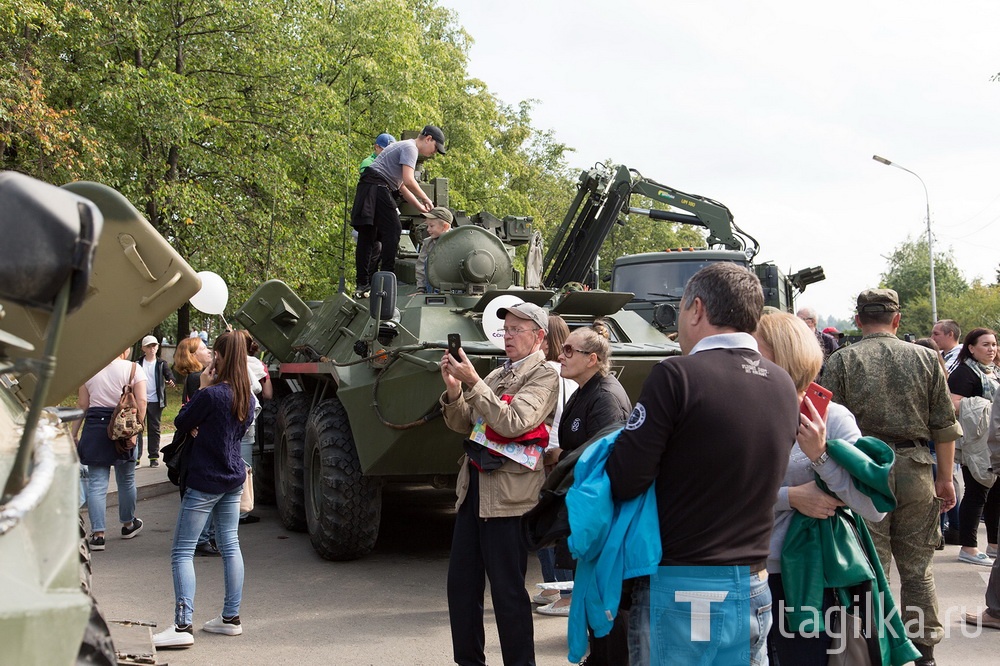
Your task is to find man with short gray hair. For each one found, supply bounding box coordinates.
[439,301,558,666]
[796,306,838,360]
[931,319,962,373]
[607,262,800,663]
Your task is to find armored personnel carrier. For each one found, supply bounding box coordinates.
[0,173,200,664]
[236,164,684,562]
[237,158,825,562]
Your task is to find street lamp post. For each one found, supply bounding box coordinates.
[872,154,937,325]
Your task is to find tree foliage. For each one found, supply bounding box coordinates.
[880,236,968,331]
[0,0,682,340]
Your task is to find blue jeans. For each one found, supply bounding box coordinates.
[85,460,137,533]
[171,487,244,626]
[536,546,573,597]
[628,567,771,665]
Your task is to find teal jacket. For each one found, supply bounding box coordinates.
[781,437,920,666]
[566,428,661,664]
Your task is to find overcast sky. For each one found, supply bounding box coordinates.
[441,0,1000,326]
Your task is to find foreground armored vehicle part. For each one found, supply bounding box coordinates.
[0,172,201,664]
[238,224,680,561]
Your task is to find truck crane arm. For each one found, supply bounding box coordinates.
[541,163,759,290]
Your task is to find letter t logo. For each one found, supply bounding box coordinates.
[674,591,729,641]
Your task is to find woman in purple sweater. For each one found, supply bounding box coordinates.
[154,332,256,649]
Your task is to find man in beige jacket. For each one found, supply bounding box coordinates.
[440,302,559,666]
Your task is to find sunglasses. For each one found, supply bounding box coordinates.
[561,344,592,359]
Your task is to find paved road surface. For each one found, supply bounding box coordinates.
[94,468,1000,665]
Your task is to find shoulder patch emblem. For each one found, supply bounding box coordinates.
[571,418,581,432]
[625,403,646,431]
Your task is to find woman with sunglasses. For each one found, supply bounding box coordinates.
[546,321,631,664]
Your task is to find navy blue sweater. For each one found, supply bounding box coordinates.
[174,383,255,494]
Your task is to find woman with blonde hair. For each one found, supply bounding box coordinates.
[755,312,912,664]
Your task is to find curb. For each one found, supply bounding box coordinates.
[107,480,177,507]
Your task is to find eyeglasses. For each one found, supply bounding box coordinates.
[503,327,539,337]
[561,344,593,359]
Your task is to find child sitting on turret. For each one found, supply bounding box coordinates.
[415,207,453,293]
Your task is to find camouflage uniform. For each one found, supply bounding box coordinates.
[822,331,961,648]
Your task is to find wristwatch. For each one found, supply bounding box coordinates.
[811,451,830,469]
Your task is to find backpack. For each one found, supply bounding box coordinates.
[108,362,143,453]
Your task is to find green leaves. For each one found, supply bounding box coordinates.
[0,0,588,339]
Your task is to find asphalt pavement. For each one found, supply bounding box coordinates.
[93,463,1000,665]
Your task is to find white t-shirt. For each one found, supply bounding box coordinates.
[85,359,146,408]
[140,357,158,402]
[247,356,266,395]
[546,360,578,449]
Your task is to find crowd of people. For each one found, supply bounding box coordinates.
[75,329,270,649]
[71,143,1000,663]
[434,263,1000,666]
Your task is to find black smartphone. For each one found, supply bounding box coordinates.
[447,333,462,361]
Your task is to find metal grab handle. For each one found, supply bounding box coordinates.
[120,234,155,281]
[140,271,182,306]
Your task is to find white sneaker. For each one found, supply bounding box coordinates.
[536,599,571,616]
[153,625,194,648]
[958,550,995,566]
[532,590,559,605]
[203,614,243,636]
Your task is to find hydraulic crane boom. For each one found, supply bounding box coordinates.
[541,163,759,289]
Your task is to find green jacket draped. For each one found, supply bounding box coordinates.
[781,437,921,666]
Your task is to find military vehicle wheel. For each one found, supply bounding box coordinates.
[78,519,116,665]
[253,396,279,505]
[274,392,310,531]
[303,397,382,561]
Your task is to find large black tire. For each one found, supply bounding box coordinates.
[274,392,310,531]
[304,397,383,560]
[253,396,278,505]
[77,518,116,665]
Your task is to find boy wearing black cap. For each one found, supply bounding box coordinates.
[350,125,446,297]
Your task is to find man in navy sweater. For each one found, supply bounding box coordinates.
[607,262,800,664]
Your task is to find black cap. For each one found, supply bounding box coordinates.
[421,125,447,155]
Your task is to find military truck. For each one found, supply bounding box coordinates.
[0,172,200,664]
[238,158,825,562]
[542,163,825,331]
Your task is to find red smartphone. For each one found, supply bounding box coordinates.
[800,382,832,421]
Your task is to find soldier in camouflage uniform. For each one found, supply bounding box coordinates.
[821,288,961,666]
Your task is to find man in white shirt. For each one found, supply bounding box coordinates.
[931,319,962,373]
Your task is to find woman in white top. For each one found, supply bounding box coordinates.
[72,349,147,552]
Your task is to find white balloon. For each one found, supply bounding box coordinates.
[481,294,524,349]
[190,271,229,315]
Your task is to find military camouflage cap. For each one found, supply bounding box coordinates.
[856,288,900,313]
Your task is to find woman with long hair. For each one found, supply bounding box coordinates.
[534,314,577,607]
[948,327,1000,565]
[154,332,257,649]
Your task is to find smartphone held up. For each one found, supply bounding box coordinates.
[800,382,832,421]
[447,333,462,361]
